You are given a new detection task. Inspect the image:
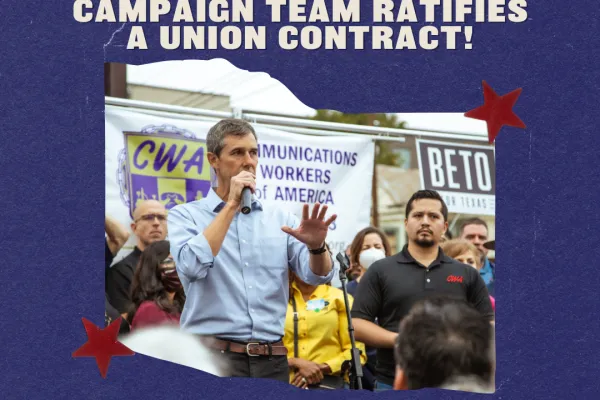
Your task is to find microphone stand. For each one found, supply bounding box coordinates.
[336,253,363,390]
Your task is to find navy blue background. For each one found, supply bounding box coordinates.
[2,0,599,398]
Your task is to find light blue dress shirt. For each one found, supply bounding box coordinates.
[167,189,336,342]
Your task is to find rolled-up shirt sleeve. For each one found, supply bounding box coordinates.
[167,205,214,281]
[286,212,336,286]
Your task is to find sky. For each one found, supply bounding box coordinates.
[127,59,487,137]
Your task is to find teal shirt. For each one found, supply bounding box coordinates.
[480,257,495,296]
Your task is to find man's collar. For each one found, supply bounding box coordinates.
[397,244,454,265]
[205,188,224,211]
[206,188,263,213]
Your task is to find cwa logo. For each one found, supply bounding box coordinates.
[117,124,212,218]
[446,275,464,283]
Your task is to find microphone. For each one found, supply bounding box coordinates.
[240,187,252,215]
[336,252,350,272]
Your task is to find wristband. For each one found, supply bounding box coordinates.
[308,243,327,255]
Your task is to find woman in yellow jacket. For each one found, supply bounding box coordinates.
[283,270,367,390]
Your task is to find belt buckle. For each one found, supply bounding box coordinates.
[246,342,261,357]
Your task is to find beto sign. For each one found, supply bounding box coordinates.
[416,139,495,216]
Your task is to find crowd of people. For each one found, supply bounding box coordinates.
[105,118,496,393]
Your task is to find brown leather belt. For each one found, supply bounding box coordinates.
[201,337,288,357]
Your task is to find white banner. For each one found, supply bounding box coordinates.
[415,139,495,216]
[105,104,375,285]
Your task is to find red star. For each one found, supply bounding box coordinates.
[465,81,526,144]
[72,317,134,378]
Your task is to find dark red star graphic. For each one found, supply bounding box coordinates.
[465,81,526,144]
[72,317,134,378]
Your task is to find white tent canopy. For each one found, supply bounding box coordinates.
[127,60,488,137]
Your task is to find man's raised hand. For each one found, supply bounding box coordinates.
[281,203,337,249]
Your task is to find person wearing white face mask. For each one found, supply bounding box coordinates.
[360,248,387,270]
[346,227,392,391]
[347,227,392,297]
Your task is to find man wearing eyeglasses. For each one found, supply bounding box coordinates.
[106,200,168,324]
[168,119,338,383]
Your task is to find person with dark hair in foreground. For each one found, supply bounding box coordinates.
[393,296,495,392]
[351,190,494,391]
[128,240,185,331]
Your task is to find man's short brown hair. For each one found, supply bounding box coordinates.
[206,118,257,156]
[459,218,488,234]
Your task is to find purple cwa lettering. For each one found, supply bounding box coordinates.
[133,140,205,175]
[133,140,155,169]
[183,147,204,174]
[153,143,187,172]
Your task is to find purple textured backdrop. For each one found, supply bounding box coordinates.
[1,1,599,399]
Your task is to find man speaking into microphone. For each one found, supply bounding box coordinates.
[167,118,338,383]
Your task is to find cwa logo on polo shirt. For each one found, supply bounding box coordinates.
[446,275,464,283]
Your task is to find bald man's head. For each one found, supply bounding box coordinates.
[131,200,168,250]
[133,200,164,220]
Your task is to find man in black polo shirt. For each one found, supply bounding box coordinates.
[351,190,494,391]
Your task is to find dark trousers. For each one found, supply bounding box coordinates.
[209,348,289,383]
